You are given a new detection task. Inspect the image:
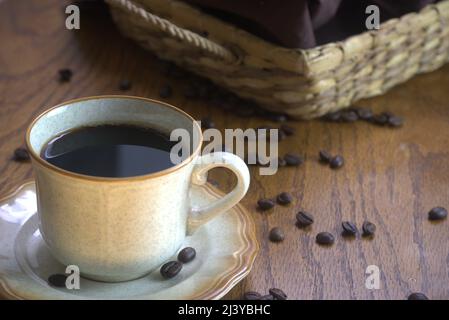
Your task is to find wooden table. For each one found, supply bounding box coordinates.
[1,0,448,300]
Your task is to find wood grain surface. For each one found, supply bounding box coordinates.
[1,0,448,300]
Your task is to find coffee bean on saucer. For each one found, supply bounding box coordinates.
[284,153,304,166]
[428,207,447,221]
[280,124,295,136]
[387,115,404,128]
[340,110,358,122]
[319,150,332,164]
[119,79,132,91]
[201,117,215,129]
[160,261,182,279]
[316,232,334,245]
[269,227,285,242]
[408,292,429,300]
[48,274,68,288]
[362,221,376,237]
[329,155,344,169]
[276,192,293,205]
[296,211,314,228]
[259,294,274,300]
[58,68,72,82]
[258,199,275,211]
[13,147,30,162]
[342,221,358,236]
[243,291,262,300]
[159,84,173,98]
[269,288,287,300]
[177,247,196,263]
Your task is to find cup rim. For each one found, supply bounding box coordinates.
[25,95,203,182]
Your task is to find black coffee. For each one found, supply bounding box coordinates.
[41,124,177,177]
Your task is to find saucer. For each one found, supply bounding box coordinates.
[0,181,258,300]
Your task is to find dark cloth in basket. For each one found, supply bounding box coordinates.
[185,0,441,48]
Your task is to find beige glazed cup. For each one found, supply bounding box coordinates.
[26,96,250,282]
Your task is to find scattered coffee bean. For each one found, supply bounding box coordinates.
[258,198,275,211]
[201,117,215,129]
[160,261,182,279]
[316,232,334,245]
[47,273,68,288]
[280,124,295,136]
[428,207,447,221]
[371,113,389,126]
[341,110,359,122]
[284,153,304,166]
[243,291,262,300]
[362,221,376,237]
[119,79,132,91]
[323,111,341,122]
[269,227,285,243]
[269,288,287,300]
[329,155,344,169]
[319,150,332,164]
[276,192,293,205]
[387,115,404,127]
[266,113,287,122]
[258,294,274,300]
[342,221,358,236]
[58,68,72,82]
[278,157,287,167]
[13,147,30,162]
[355,107,373,120]
[159,85,173,98]
[408,292,429,300]
[177,247,196,263]
[296,211,314,227]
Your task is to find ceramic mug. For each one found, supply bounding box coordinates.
[26,96,250,282]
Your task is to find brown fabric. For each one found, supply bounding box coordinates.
[184,0,441,48]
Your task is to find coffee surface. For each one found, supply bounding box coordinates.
[41,124,177,177]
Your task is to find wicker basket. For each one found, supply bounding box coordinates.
[106,0,449,119]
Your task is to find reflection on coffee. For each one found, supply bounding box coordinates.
[41,124,177,177]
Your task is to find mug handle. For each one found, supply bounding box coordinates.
[187,152,250,235]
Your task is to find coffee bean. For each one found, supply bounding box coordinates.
[269,227,285,242]
[371,113,389,126]
[48,274,68,288]
[119,79,132,91]
[13,147,30,162]
[159,85,173,98]
[243,291,262,300]
[316,232,334,245]
[408,292,429,300]
[58,69,72,82]
[387,115,404,127]
[362,221,376,237]
[160,261,182,279]
[266,113,287,122]
[319,150,332,163]
[284,153,304,166]
[341,110,359,122]
[355,107,373,120]
[258,199,275,211]
[258,294,274,300]
[428,207,447,221]
[177,247,196,263]
[276,192,293,205]
[323,111,341,122]
[296,211,314,227]
[269,288,287,300]
[329,155,344,169]
[280,124,295,136]
[201,117,215,129]
[342,221,358,236]
[278,157,287,167]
